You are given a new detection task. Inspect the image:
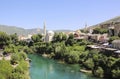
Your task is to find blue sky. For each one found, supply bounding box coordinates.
[0,0,120,30]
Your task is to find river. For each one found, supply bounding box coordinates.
[29,54,101,79]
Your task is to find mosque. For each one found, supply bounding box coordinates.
[43,21,54,42]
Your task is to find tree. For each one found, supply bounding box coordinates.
[4,44,18,54]
[65,50,80,64]
[0,60,13,79]
[94,67,104,78]
[53,32,67,42]
[11,53,20,65]
[112,58,120,78]
[18,40,28,46]
[0,31,11,48]
[112,68,120,78]
[31,34,42,43]
[92,27,108,34]
[66,33,75,46]
[10,33,18,45]
[83,58,94,70]
[54,42,67,59]
[61,33,67,41]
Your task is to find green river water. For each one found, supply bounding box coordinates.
[29,54,101,79]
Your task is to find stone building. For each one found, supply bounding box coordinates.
[112,40,120,49]
[88,34,108,43]
[114,22,120,36]
[107,22,120,36]
[45,31,54,42]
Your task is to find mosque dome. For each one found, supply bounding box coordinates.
[47,31,54,36]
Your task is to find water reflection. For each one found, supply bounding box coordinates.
[29,54,101,79]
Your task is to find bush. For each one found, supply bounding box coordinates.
[0,60,13,79]
[112,68,120,78]
[4,44,18,54]
[11,53,20,65]
[24,46,35,54]
[65,51,80,64]
[94,67,104,78]
[83,58,94,70]
[10,73,24,79]
[13,66,24,74]
[19,52,27,60]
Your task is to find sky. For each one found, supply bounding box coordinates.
[0,0,120,30]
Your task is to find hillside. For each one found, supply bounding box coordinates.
[0,25,44,35]
[88,16,120,29]
[0,25,72,35]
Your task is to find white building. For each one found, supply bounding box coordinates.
[45,31,54,42]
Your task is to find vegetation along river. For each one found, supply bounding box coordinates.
[29,54,101,79]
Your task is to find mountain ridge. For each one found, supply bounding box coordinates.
[88,16,120,29]
[0,24,72,35]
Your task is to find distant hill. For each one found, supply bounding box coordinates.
[0,25,44,36]
[87,16,120,30]
[53,30,73,33]
[0,25,72,35]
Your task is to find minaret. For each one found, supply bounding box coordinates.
[44,21,46,42]
[85,23,87,30]
[84,22,87,32]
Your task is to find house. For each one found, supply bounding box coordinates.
[114,22,120,36]
[112,40,120,49]
[88,34,108,43]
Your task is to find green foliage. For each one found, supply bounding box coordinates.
[88,49,99,58]
[79,51,89,63]
[0,74,5,79]
[80,29,89,33]
[13,66,24,74]
[0,32,29,79]
[31,34,42,43]
[67,45,85,52]
[53,32,67,42]
[94,67,104,78]
[19,52,27,60]
[92,27,108,34]
[53,42,67,59]
[10,73,24,79]
[0,31,11,48]
[10,58,29,79]
[83,58,94,70]
[10,33,18,45]
[0,60,13,79]
[112,68,120,78]
[65,50,80,64]
[65,33,75,46]
[79,40,92,45]
[19,60,29,72]
[24,46,36,54]
[18,40,28,46]
[4,44,18,54]
[108,36,120,44]
[34,42,46,54]
[45,42,54,54]
[11,53,20,65]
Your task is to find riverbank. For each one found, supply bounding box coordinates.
[41,53,92,75]
[80,69,92,74]
[27,61,31,79]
